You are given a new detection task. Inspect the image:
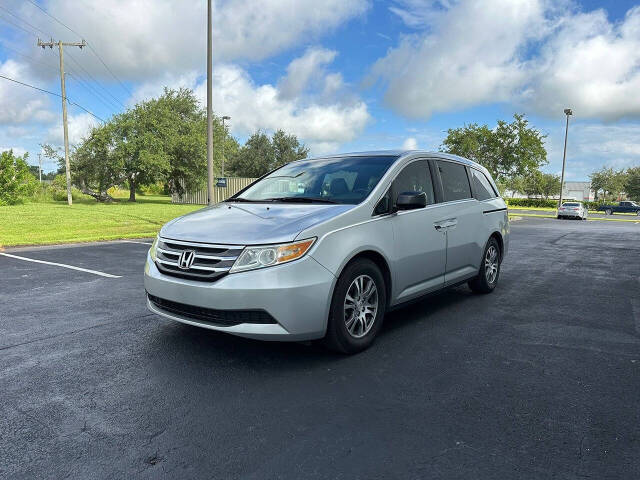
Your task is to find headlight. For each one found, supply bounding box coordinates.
[149,235,159,261]
[230,238,316,273]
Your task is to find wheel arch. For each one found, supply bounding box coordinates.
[338,250,392,310]
[489,231,504,260]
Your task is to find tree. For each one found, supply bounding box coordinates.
[589,167,626,201]
[539,173,561,199]
[441,114,547,182]
[0,150,37,205]
[624,167,640,201]
[227,130,308,178]
[142,88,213,197]
[272,129,309,169]
[228,131,274,178]
[71,123,123,202]
[521,171,543,198]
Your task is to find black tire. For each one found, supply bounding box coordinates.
[605,209,612,215]
[557,215,562,219]
[468,237,501,294]
[323,258,386,354]
[636,211,640,216]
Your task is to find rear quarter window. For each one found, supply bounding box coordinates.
[437,161,472,202]
[470,169,497,201]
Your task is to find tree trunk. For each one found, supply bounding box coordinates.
[129,178,136,202]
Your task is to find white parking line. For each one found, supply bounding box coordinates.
[120,240,152,245]
[0,252,122,278]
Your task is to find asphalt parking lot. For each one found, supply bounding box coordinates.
[1,218,639,479]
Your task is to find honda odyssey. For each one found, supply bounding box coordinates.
[145,151,509,353]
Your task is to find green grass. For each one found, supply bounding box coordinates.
[509,212,640,223]
[0,194,203,247]
[508,205,637,215]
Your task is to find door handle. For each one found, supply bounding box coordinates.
[434,218,458,230]
[444,218,458,229]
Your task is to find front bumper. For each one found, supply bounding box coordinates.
[144,252,336,341]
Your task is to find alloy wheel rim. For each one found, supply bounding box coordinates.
[485,245,499,284]
[344,275,378,338]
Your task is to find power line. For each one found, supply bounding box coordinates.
[0,42,60,74]
[0,72,61,97]
[0,73,105,122]
[85,43,131,96]
[25,0,82,37]
[24,0,131,96]
[65,50,126,108]
[0,3,50,38]
[0,4,124,111]
[0,13,38,38]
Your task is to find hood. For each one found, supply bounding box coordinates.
[160,202,354,245]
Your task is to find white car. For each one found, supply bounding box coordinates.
[557,202,588,220]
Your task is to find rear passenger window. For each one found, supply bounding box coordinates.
[470,169,497,201]
[392,160,434,208]
[437,161,472,202]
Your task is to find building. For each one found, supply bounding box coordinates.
[562,181,594,201]
[504,180,595,201]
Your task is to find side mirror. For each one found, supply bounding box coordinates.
[396,191,427,210]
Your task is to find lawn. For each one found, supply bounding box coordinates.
[0,195,203,247]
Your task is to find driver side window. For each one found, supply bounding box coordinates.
[392,160,434,209]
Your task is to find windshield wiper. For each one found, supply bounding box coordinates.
[263,196,339,204]
[225,197,257,203]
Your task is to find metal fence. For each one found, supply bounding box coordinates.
[171,177,257,205]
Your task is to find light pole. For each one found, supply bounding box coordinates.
[558,108,572,208]
[221,115,230,178]
[206,0,214,205]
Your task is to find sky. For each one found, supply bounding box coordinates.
[1,0,640,180]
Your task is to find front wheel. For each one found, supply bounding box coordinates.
[636,211,640,216]
[605,209,612,215]
[468,237,501,294]
[323,258,387,354]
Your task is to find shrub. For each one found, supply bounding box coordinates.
[505,198,558,208]
[0,150,38,205]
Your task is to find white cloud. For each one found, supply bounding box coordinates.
[524,6,640,120]
[202,64,370,154]
[540,121,640,180]
[0,59,56,125]
[371,0,547,118]
[130,50,371,154]
[24,0,368,80]
[46,112,98,146]
[402,137,418,149]
[0,146,27,157]
[373,1,640,121]
[278,47,337,99]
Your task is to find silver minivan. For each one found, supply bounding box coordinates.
[145,151,509,353]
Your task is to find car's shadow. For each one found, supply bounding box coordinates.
[148,285,478,370]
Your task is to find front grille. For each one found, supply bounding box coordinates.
[148,294,277,326]
[155,237,244,282]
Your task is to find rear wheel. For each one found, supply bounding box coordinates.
[468,237,501,294]
[605,209,612,215]
[323,258,386,354]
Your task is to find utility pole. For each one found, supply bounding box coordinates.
[38,38,86,206]
[558,108,572,209]
[206,0,214,206]
[38,153,42,183]
[221,116,230,177]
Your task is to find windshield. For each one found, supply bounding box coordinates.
[230,155,398,204]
